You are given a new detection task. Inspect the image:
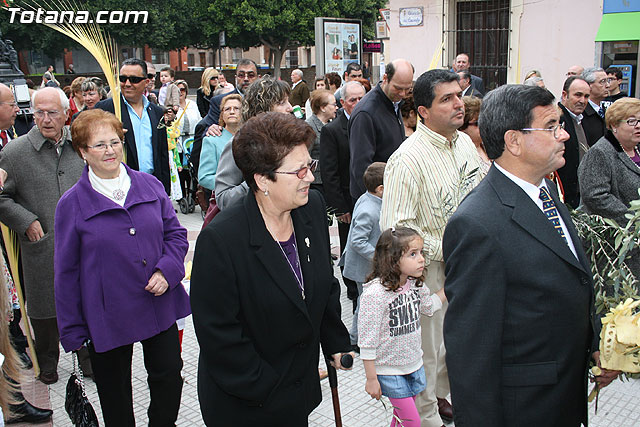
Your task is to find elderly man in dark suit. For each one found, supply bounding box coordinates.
[581,67,609,146]
[443,84,618,427]
[95,58,170,193]
[452,53,485,94]
[0,87,85,386]
[320,80,366,311]
[557,76,591,208]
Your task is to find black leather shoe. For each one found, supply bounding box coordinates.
[38,371,58,385]
[17,349,32,370]
[6,399,53,424]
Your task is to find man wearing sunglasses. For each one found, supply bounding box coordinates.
[96,58,170,194]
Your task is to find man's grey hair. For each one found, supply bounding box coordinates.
[581,67,605,84]
[479,84,555,160]
[292,69,303,78]
[32,87,70,111]
[340,80,365,100]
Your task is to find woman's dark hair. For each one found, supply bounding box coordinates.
[366,227,425,291]
[314,75,329,90]
[400,92,416,120]
[233,112,316,192]
[325,72,342,89]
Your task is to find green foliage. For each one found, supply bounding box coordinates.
[571,194,640,314]
[204,0,387,74]
[0,0,213,58]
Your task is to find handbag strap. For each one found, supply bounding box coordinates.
[72,352,88,398]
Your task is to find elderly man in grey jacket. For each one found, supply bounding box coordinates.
[0,87,84,384]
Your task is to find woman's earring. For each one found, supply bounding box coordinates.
[613,128,617,133]
[264,189,269,197]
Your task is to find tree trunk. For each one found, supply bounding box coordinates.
[272,49,283,79]
[261,37,289,80]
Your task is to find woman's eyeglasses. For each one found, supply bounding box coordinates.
[119,75,146,84]
[87,140,122,151]
[274,159,318,179]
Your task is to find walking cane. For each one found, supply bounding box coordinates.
[325,353,353,427]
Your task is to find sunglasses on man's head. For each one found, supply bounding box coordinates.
[119,75,146,84]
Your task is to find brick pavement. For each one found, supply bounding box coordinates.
[13,205,640,426]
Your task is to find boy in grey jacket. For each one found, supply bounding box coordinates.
[341,162,385,348]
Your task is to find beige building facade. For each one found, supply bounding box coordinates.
[382,0,604,97]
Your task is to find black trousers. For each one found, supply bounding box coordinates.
[88,324,183,427]
[30,317,59,374]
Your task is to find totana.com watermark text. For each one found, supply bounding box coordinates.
[6,8,148,24]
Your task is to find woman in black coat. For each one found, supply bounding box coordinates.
[196,68,220,117]
[190,112,352,426]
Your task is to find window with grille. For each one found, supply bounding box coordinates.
[285,49,299,68]
[446,0,510,91]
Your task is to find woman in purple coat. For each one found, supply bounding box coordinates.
[54,109,190,427]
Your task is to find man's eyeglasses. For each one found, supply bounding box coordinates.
[33,110,62,119]
[596,78,612,85]
[147,73,155,79]
[520,122,566,139]
[236,71,256,79]
[0,101,18,108]
[119,75,146,84]
[87,140,122,151]
[624,118,640,127]
[274,159,318,179]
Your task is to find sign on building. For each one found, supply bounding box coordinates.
[315,17,362,76]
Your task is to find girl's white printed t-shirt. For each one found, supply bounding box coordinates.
[358,277,442,375]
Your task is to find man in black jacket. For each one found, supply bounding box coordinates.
[557,76,591,208]
[581,67,609,146]
[95,58,170,193]
[320,80,366,312]
[348,59,413,199]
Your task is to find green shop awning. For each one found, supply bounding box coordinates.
[595,12,640,41]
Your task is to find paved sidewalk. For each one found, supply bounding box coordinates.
[17,206,640,426]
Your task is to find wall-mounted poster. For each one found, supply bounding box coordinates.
[322,20,361,75]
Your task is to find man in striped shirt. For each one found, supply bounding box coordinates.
[380,69,483,427]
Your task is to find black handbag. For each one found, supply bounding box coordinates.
[65,351,99,427]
